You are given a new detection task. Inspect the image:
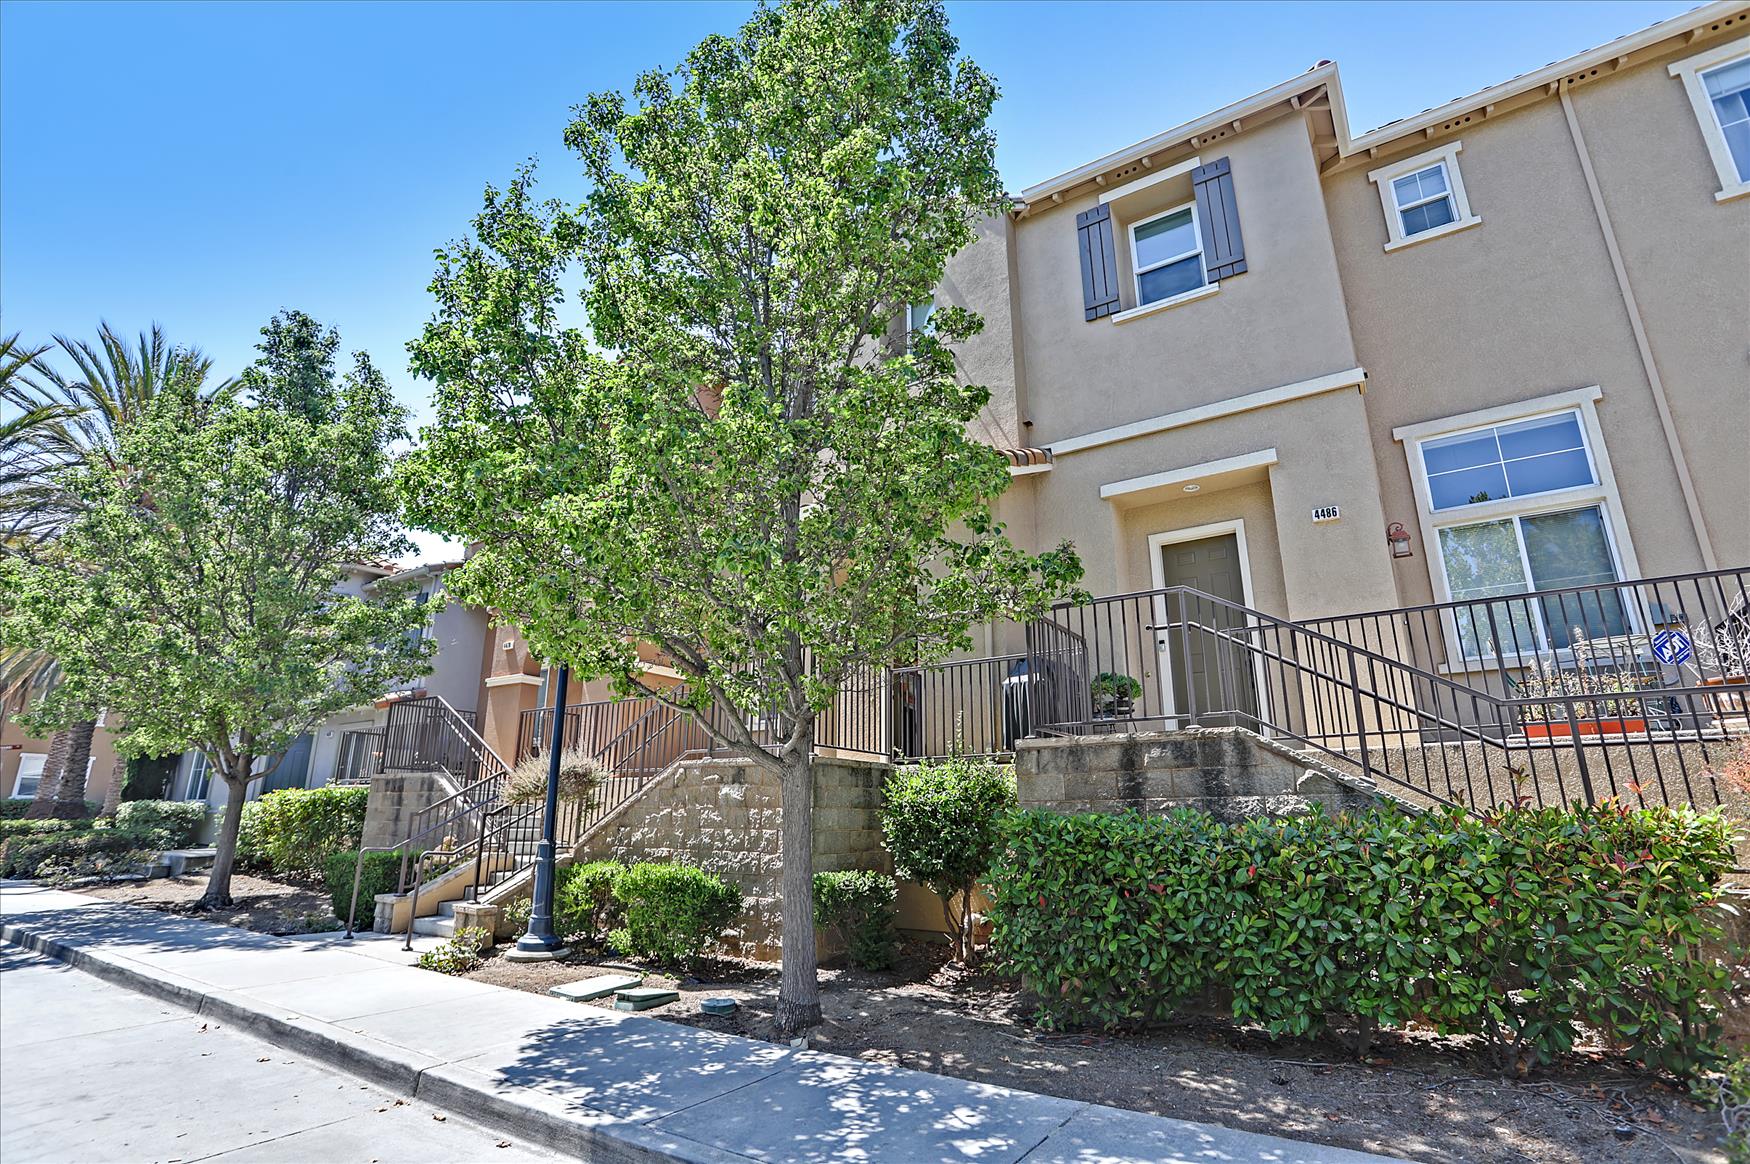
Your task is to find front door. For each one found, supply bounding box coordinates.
[1157,534,1259,728]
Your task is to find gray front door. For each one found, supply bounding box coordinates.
[1158,534,1258,728]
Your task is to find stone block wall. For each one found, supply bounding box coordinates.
[1014,727,1385,821]
[573,755,891,961]
[360,770,458,851]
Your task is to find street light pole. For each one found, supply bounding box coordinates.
[507,664,570,961]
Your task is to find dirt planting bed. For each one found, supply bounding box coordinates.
[75,872,342,936]
[461,939,1732,1164]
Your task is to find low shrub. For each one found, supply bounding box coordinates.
[813,870,898,971]
[610,862,741,967]
[0,818,85,842]
[500,895,533,937]
[881,757,1015,962]
[112,800,208,849]
[554,859,626,945]
[417,927,490,975]
[0,801,31,821]
[989,803,1735,1078]
[505,749,602,807]
[322,849,412,924]
[0,830,149,881]
[237,785,368,876]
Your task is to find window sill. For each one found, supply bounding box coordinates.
[1109,282,1220,324]
[1716,182,1750,203]
[1382,215,1482,253]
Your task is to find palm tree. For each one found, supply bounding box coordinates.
[0,334,78,550]
[6,324,227,818]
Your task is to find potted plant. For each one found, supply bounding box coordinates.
[1089,671,1142,719]
[1515,660,1652,738]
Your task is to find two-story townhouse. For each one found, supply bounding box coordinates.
[930,3,1748,725]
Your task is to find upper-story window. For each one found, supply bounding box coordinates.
[1421,411,1595,511]
[905,298,935,350]
[1129,203,1207,307]
[1671,41,1750,202]
[1367,141,1481,252]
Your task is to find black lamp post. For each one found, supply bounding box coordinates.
[508,664,570,960]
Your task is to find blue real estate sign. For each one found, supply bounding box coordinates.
[1652,629,1693,667]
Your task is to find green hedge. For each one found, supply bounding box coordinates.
[0,830,148,881]
[989,804,1734,1077]
[239,786,369,876]
[0,818,84,842]
[323,849,409,924]
[610,862,742,967]
[113,800,208,849]
[0,800,98,822]
[554,859,627,946]
[813,870,898,970]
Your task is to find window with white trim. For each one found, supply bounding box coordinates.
[1420,411,1596,511]
[905,298,935,351]
[1702,56,1750,181]
[1129,203,1207,306]
[183,751,212,802]
[1671,41,1750,201]
[11,753,45,799]
[1367,141,1480,250]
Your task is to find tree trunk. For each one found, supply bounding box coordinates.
[23,729,71,819]
[101,751,126,818]
[50,719,97,819]
[201,770,249,908]
[772,744,821,1038]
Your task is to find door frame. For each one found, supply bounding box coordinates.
[1147,519,1260,727]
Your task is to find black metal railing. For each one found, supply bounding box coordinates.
[333,729,383,784]
[1025,583,1746,835]
[890,654,1026,760]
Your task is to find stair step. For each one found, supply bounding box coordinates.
[412,915,456,938]
[437,900,457,918]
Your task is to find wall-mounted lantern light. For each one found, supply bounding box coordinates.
[1387,522,1414,558]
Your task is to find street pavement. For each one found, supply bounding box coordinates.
[0,943,560,1163]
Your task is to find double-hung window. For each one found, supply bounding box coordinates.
[1367,142,1480,250]
[905,298,935,350]
[1703,56,1750,182]
[1401,397,1635,660]
[184,751,212,802]
[1671,44,1750,200]
[1390,163,1457,238]
[1129,203,1206,307]
[11,753,45,799]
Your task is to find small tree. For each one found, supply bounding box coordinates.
[401,0,1079,1034]
[881,756,1015,963]
[0,312,430,906]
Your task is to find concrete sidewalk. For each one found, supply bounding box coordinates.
[1,883,1415,1164]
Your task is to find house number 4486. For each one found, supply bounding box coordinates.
[1311,505,1341,523]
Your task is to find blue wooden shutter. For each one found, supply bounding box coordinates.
[1192,157,1248,280]
[1076,204,1122,320]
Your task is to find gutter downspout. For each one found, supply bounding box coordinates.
[1559,83,1718,571]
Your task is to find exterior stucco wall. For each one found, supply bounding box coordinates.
[939,213,1025,450]
[1567,47,1750,568]
[1325,55,1746,612]
[1012,113,1361,446]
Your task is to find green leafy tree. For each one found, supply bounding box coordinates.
[0,312,430,905]
[881,757,1015,962]
[400,0,1079,1033]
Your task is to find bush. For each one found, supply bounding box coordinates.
[236,785,369,876]
[0,829,149,881]
[989,803,1735,1078]
[881,757,1015,962]
[554,859,626,945]
[112,800,208,849]
[813,870,898,970]
[417,927,490,975]
[0,818,85,842]
[0,801,31,821]
[504,749,602,807]
[610,862,741,967]
[323,849,411,924]
[500,895,532,937]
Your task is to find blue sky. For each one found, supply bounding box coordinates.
[0,0,1692,554]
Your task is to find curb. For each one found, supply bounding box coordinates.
[1,917,744,1164]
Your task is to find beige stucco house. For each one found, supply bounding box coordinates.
[932,3,1747,672]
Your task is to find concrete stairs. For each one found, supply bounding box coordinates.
[410,898,459,938]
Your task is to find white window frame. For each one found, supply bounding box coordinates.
[10,752,46,799]
[1669,38,1750,203]
[1393,386,1644,666]
[905,298,935,352]
[1367,141,1482,252]
[1421,409,1599,512]
[1127,201,1209,310]
[183,751,212,802]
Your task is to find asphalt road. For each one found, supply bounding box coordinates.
[0,944,563,1164]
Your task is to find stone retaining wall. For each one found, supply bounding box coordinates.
[359,770,457,851]
[573,755,891,961]
[1014,727,1385,821]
